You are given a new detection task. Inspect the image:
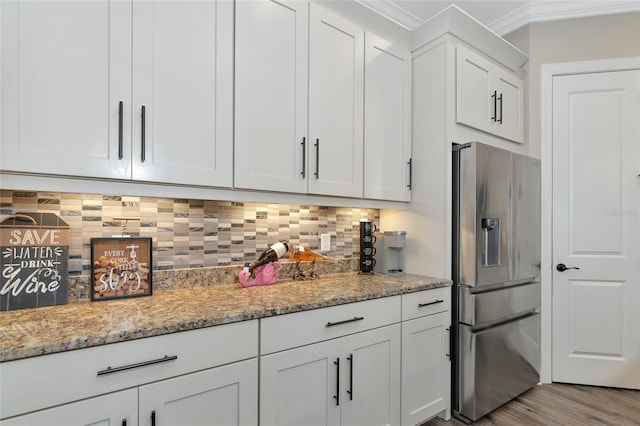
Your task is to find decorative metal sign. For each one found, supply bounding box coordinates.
[1,213,69,311]
[90,238,152,301]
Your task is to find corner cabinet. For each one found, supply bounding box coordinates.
[259,297,401,426]
[234,2,364,198]
[0,0,233,187]
[364,34,412,202]
[0,322,258,426]
[456,45,524,143]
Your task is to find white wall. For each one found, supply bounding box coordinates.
[504,12,640,159]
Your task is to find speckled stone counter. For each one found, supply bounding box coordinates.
[0,273,451,362]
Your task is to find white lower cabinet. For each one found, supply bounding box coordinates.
[260,338,342,426]
[139,359,258,426]
[0,290,452,426]
[259,297,402,426]
[2,360,257,426]
[0,389,138,426]
[401,288,451,426]
[261,324,401,426]
[0,321,258,426]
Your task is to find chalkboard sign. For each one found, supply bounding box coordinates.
[1,213,69,311]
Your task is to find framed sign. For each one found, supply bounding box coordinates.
[1,213,69,311]
[90,238,152,301]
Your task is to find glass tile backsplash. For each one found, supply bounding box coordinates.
[0,190,379,278]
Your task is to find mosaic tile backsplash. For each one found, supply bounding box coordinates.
[0,190,379,279]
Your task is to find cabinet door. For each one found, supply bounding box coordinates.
[234,0,308,193]
[308,4,364,198]
[132,0,233,187]
[456,44,524,143]
[401,312,450,426]
[260,339,341,426]
[493,69,524,143]
[455,45,493,135]
[341,324,401,426]
[0,0,132,179]
[1,388,137,426]
[364,33,411,202]
[139,358,258,426]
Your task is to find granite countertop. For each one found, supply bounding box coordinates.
[0,273,451,363]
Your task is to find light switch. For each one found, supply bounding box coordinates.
[320,234,331,252]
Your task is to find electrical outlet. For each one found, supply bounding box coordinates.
[320,233,331,252]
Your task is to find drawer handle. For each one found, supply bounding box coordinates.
[151,410,156,426]
[418,299,444,308]
[326,316,364,327]
[97,354,178,376]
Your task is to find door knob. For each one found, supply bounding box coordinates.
[556,263,580,272]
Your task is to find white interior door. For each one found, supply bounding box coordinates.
[552,69,640,389]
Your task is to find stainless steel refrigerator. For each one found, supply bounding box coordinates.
[452,142,541,423]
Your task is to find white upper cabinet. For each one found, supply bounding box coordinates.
[364,33,411,202]
[235,2,365,198]
[456,44,524,143]
[1,0,132,179]
[234,0,309,193]
[308,4,364,198]
[1,0,233,187]
[132,0,233,187]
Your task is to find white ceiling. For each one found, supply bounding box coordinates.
[357,0,640,35]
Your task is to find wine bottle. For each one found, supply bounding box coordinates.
[247,241,289,273]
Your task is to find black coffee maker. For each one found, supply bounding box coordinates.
[358,221,377,274]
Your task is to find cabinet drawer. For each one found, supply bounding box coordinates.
[402,287,451,321]
[260,296,401,355]
[0,320,258,420]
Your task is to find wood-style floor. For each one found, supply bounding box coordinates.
[423,383,640,425]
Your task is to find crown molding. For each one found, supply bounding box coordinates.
[490,1,640,36]
[359,1,640,36]
[354,0,423,30]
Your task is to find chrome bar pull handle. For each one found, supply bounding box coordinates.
[141,105,146,162]
[497,93,503,124]
[347,354,353,400]
[326,316,364,327]
[491,91,497,122]
[118,101,124,159]
[407,158,412,189]
[301,137,306,178]
[333,358,340,406]
[418,299,444,308]
[97,355,178,376]
[314,138,320,179]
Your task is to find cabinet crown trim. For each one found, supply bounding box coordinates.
[411,4,528,71]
